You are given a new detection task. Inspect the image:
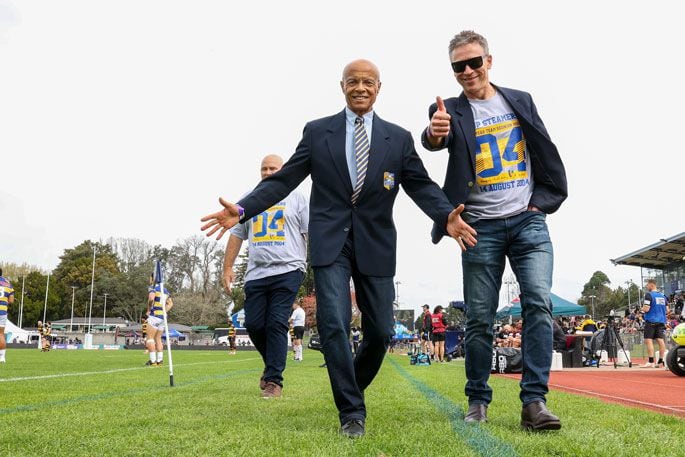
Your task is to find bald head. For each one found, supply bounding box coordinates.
[261,154,283,180]
[342,59,380,81]
[340,59,381,116]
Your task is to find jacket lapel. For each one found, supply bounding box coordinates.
[495,85,528,123]
[357,113,390,202]
[452,93,478,171]
[325,110,353,194]
[496,86,538,136]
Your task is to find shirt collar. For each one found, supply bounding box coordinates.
[345,107,374,125]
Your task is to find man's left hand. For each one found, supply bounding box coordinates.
[446,204,477,251]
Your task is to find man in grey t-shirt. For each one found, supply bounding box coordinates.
[422,30,567,431]
[223,154,308,398]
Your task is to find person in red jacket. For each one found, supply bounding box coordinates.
[431,306,448,363]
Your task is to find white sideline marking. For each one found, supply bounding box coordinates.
[0,357,260,383]
[553,372,682,389]
[549,383,685,414]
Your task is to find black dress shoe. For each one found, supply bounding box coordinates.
[340,419,365,438]
[521,401,561,431]
[464,403,488,423]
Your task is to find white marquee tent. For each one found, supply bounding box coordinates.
[3,320,38,343]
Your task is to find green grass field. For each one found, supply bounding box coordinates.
[1,348,682,457]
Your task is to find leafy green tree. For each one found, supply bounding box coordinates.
[414,314,423,332]
[0,261,44,279]
[51,240,121,318]
[228,248,249,311]
[301,294,317,329]
[443,304,466,329]
[578,271,613,318]
[17,271,61,325]
[580,271,611,296]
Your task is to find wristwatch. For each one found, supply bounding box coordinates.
[236,204,245,219]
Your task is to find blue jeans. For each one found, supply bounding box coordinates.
[462,211,554,406]
[314,236,395,425]
[244,269,304,386]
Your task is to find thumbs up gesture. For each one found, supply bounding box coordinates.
[428,96,451,139]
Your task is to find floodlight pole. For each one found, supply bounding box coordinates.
[18,275,25,328]
[102,293,109,327]
[588,295,597,319]
[70,286,77,332]
[87,247,96,334]
[625,280,632,311]
[42,273,50,323]
[394,280,401,308]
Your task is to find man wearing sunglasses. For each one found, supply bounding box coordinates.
[421,30,567,431]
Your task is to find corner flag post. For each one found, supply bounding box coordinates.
[155,261,174,387]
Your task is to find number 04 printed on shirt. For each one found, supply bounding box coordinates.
[251,205,286,244]
[475,119,527,186]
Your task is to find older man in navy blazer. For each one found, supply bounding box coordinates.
[201,59,474,438]
[422,31,567,430]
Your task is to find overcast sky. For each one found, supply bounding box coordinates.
[1,1,683,318]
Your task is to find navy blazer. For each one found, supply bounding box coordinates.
[421,85,568,244]
[238,109,455,277]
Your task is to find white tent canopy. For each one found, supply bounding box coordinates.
[3,320,38,343]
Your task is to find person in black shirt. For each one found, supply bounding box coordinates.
[552,320,566,351]
[420,305,433,355]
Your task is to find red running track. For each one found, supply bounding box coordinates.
[497,368,685,418]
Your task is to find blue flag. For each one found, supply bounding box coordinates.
[153,261,164,285]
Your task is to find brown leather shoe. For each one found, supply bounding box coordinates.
[521,401,561,431]
[464,403,488,423]
[261,381,282,398]
[259,371,267,390]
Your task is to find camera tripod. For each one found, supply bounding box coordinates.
[596,315,632,368]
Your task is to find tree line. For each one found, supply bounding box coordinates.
[577,270,642,318]
[2,236,316,329]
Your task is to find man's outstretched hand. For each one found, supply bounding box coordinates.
[446,204,477,251]
[200,197,241,240]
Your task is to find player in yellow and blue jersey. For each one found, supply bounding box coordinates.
[146,274,173,366]
[0,269,15,363]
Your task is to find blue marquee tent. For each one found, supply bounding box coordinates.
[495,293,585,319]
[161,327,185,339]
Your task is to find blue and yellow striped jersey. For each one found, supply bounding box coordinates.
[0,276,14,316]
[150,284,171,317]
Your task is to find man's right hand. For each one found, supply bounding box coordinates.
[222,269,235,295]
[200,197,241,240]
[446,204,477,252]
[427,96,451,146]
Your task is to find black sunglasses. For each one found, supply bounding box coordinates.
[451,55,487,73]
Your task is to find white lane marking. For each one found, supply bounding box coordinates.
[0,357,260,383]
[548,383,685,414]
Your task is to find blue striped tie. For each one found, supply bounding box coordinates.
[351,116,369,204]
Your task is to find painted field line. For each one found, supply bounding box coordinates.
[389,358,518,457]
[0,369,258,415]
[553,373,681,389]
[500,371,679,390]
[0,357,261,383]
[547,383,685,416]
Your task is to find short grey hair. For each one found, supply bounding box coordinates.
[448,30,489,56]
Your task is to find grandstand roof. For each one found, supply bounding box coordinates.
[611,232,685,269]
